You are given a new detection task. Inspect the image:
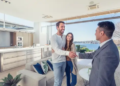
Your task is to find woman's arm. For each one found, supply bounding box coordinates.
[71,43,76,53]
[69,43,77,59]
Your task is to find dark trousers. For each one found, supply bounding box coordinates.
[65,61,77,86]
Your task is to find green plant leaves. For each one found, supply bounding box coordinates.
[8,73,13,80]
[0,82,4,86]
[0,73,22,86]
[14,74,22,84]
[76,45,92,53]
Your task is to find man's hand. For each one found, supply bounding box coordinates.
[69,52,77,58]
[62,47,65,50]
[52,49,55,53]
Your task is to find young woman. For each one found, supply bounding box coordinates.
[65,32,78,86]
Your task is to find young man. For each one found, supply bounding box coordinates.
[51,21,76,86]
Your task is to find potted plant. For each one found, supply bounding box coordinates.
[0,73,22,86]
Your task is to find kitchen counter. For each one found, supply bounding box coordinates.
[0,45,51,72]
[0,46,51,53]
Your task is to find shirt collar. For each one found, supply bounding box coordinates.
[100,39,111,47]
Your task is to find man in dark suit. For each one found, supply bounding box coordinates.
[72,21,119,86]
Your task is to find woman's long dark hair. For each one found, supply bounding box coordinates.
[65,32,74,51]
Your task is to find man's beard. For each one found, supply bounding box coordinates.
[96,36,100,41]
[59,30,64,34]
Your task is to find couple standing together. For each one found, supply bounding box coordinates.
[51,21,119,86]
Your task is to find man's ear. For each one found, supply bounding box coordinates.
[101,31,104,36]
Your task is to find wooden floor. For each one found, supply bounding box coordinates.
[114,64,120,86]
[62,74,85,86]
[0,66,25,82]
[63,64,120,86]
[0,64,120,86]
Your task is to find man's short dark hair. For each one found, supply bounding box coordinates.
[98,21,115,38]
[56,21,65,27]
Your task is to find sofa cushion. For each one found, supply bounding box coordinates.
[47,60,53,71]
[41,61,49,74]
[25,57,51,71]
[17,69,46,86]
[48,58,52,62]
[47,58,53,71]
[33,63,44,74]
[46,71,54,86]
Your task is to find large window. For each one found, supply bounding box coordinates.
[0,13,4,28]
[51,22,97,41]
[51,13,120,50]
[52,18,120,41]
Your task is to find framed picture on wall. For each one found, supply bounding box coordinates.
[17,36,23,41]
[17,41,23,47]
[17,36,23,47]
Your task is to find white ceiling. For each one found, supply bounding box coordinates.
[0,0,120,22]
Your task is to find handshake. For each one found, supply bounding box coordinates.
[52,48,78,59]
[68,51,78,59]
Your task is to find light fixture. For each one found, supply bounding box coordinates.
[42,14,53,19]
[1,0,11,4]
[88,1,99,10]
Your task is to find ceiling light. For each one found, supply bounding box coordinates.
[88,1,99,10]
[42,14,53,19]
[1,0,11,4]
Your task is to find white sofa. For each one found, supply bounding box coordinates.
[17,57,55,86]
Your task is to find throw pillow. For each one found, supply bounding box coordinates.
[33,63,44,74]
[48,58,52,62]
[41,61,49,74]
[47,60,53,71]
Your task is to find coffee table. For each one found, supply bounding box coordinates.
[77,59,92,70]
[79,68,91,86]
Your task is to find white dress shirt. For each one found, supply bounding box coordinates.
[100,39,111,47]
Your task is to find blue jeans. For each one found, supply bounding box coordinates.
[65,61,77,86]
[53,62,66,86]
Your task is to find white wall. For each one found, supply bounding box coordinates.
[40,26,47,45]
[48,26,52,44]
[40,22,52,45]
[33,22,52,46]
[33,22,41,44]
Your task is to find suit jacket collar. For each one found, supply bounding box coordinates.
[94,39,113,58]
[100,39,111,47]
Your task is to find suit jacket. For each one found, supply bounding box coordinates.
[79,40,119,86]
